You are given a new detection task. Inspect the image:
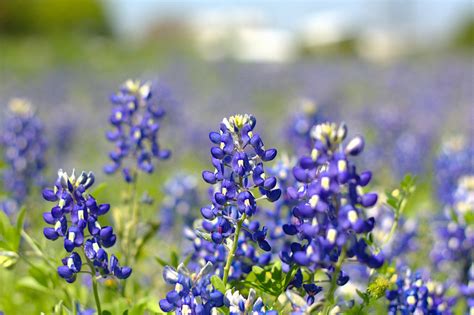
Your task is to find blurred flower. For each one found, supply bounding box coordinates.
[224,288,276,315]
[386,267,455,314]
[1,98,47,208]
[42,169,131,282]
[160,173,200,234]
[367,204,418,263]
[159,262,224,313]
[431,175,474,283]
[104,80,171,183]
[435,137,474,206]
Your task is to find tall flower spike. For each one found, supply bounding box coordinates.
[199,114,281,282]
[42,169,131,282]
[282,122,382,307]
[1,98,47,212]
[104,80,171,183]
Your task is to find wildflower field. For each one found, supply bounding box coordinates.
[0,2,473,314]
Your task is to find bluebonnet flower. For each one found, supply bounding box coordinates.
[160,173,200,234]
[224,288,277,315]
[435,137,474,205]
[42,169,131,282]
[199,114,281,281]
[386,267,455,314]
[104,80,171,183]
[201,114,280,240]
[282,122,383,301]
[159,262,224,314]
[1,98,47,209]
[431,175,474,282]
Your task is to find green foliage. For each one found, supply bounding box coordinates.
[242,261,296,299]
[385,174,416,216]
[211,275,226,294]
[0,0,111,36]
[0,207,25,268]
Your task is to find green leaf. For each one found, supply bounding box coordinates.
[355,289,369,304]
[91,182,108,198]
[170,251,179,268]
[16,206,26,232]
[252,265,264,274]
[211,275,226,294]
[155,256,170,267]
[17,276,50,294]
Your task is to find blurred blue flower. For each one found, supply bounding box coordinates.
[104,80,171,183]
[386,267,455,314]
[435,137,474,206]
[159,262,224,313]
[1,98,47,209]
[160,173,200,234]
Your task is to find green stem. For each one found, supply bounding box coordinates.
[323,247,346,315]
[222,213,247,285]
[125,169,139,265]
[21,230,56,270]
[84,255,102,315]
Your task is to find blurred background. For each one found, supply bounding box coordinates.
[0,0,472,180]
[0,2,473,313]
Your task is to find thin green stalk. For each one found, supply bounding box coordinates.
[84,255,102,315]
[222,213,247,285]
[21,230,56,270]
[323,247,346,315]
[124,169,139,265]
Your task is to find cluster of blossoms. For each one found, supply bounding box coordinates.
[431,175,474,280]
[1,99,47,211]
[42,169,131,282]
[199,114,280,253]
[282,122,383,304]
[435,137,474,205]
[160,173,200,234]
[386,267,455,314]
[104,80,171,183]
[159,262,224,314]
[225,289,276,315]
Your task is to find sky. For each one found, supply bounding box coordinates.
[103,0,473,41]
